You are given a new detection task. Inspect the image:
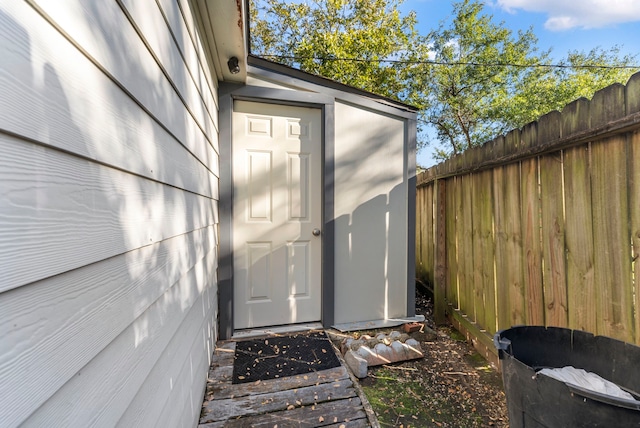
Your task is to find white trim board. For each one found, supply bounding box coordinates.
[332,316,426,333]
[231,323,325,340]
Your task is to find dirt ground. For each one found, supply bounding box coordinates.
[346,291,510,427]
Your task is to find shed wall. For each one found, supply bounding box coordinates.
[243,71,412,326]
[0,1,219,426]
[246,75,301,91]
[333,102,408,324]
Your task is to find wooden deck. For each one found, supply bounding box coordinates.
[198,338,378,427]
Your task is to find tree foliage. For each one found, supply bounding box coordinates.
[512,47,637,127]
[250,0,639,162]
[250,0,418,98]
[409,0,549,156]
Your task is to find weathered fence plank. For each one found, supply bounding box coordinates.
[434,179,447,324]
[561,98,590,139]
[455,175,470,317]
[630,131,640,344]
[520,157,545,325]
[471,173,486,330]
[538,111,562,146]
[505,163,525,327]
[482,170,497,334]
[629,78,640,343]
[591,83,626,128]
[424,184,435,287]
[416,183,432,284]
[415,186,424,280]
[591,136,634,343]
[520,122,538,151]
[473,170,496,333]
[627,73,640,114]
[563,144,596,333]
[539,152,568,327]
[493,166,510,330]
[504,129,521,157]
[460,174,475,322]
[446,177,460,310]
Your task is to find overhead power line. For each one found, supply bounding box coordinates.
[256,54,640,70]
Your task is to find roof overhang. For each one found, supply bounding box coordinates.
[192,0,248,83]
[247,55,420,114]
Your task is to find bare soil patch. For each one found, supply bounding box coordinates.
[341,292,509,427]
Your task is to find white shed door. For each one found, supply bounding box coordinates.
[232,101,322,329]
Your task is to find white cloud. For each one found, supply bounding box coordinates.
[496,0,640,30]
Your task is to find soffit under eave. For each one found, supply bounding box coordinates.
[193,0,247,83]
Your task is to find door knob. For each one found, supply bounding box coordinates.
[312,228,321,236]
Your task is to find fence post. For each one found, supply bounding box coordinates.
[434,178,447,324]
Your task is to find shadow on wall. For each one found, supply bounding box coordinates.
[0,3,217,427]
[334,182,407,323]
[329,105,410,324]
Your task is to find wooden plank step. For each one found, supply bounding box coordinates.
[199,397,368,428]
[206,366,349,400]
[209,342,235,366]
[207,366,233,384]
[324,420,370,428]
[199,420,369,428]
[205,342,235,383]
[200,378,357,423]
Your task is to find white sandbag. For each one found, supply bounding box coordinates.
[538,366,637,401]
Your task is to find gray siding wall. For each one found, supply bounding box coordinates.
[333,102,408,324]
[0,1,219,427]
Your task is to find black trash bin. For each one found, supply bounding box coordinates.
[494,326,640,427]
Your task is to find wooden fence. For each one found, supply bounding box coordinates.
[416,72,640,366]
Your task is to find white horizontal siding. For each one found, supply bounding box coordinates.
[0,0,219,426]
[120,0,219,132]
[0,227,215,425]
[160,320,213,428]
[142,286,216,428]
[29,0,219,156]
[118,0,217,137]
[0,10,218,193]
[0,135,216,292]
[23,250,217,427]
[156,0,218,111]
[117,283,217,427]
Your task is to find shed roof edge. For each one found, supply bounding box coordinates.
[247,55,419,114]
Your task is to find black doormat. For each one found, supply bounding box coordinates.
[232,331,341,384]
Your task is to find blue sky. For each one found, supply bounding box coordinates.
[403,0,640,167]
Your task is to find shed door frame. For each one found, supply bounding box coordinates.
[218,84,336,339]
[232,101,322,328]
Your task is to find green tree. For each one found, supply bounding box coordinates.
[407,0,551,157]
[399,0,637,159]
[251,0,638,161]
[250,0,420,98]
[511,47,637,126]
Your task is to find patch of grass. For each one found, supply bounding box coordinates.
[465,351,505,390]
[464,351,489,369]
[362,366,490,427]
[362,367,439,427]
[449,329,466,342]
